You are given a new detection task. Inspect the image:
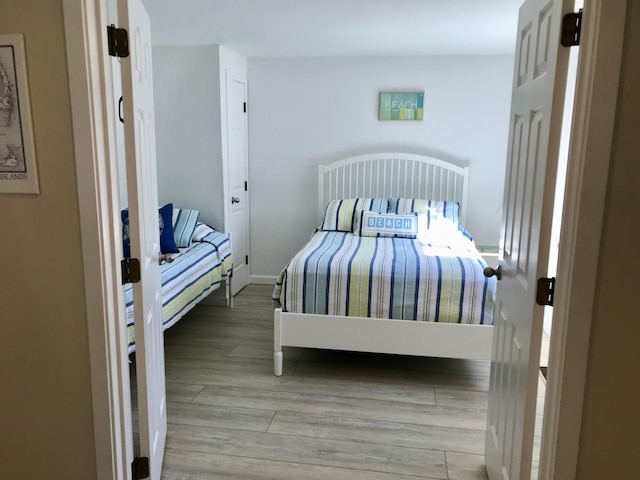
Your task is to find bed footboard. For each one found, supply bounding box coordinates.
[273,307,493,376]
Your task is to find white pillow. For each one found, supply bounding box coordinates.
[352,210,418,238]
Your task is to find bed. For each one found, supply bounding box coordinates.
[123,206,233,354]
[272,153,496,376]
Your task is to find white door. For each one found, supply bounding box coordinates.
[226,71,250,294]
[484,0,571,478]
[119,0,167,477]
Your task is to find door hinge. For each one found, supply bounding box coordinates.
[561,10,582,47]
[536,277,556,306]
[107,24,130,58]
[121,257,141,285]
[244,180,248,191]
[246,255,249,265]
[132,456,150,479]
[243,102,247,113]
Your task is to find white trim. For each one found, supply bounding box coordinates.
[63,1,132,479]
[539,1,627,478]
[250,274,278,285]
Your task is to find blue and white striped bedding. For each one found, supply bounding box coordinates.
[125,224,232,353]
[192,223,233,276]
[273,226,496,325]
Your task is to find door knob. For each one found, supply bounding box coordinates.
[483,265,502,280]
[231,197,240,204]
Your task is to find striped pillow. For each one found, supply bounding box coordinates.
[388,198,460,225]
[320,198,388,232]
[172,208,200,247]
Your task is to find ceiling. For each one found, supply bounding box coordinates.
[141,0,521,57]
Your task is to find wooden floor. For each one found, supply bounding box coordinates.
[145,284,493,479]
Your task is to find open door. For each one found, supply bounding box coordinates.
[118,0,167,477]
[484,0,571,478]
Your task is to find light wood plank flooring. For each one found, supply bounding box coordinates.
[135,285,492,479]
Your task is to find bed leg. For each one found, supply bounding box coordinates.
[226,274,233,309]
[274,351,283,376]
[274,307,283,376]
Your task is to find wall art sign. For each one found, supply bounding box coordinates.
[379,91,424,121]
[0,34,39,194]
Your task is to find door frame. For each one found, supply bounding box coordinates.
[61,1,626,479]
[63,0,133,478]
[539,1,626,478]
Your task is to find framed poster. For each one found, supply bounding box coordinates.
[379,91,424,121]
[0,34,39,194]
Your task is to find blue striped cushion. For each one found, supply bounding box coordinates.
[320,198,388,232]
[388,198,460,225]
[172,208,200,247]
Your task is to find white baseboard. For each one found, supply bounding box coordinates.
[250,274,278,285]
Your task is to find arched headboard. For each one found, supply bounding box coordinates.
[318,153,469,225]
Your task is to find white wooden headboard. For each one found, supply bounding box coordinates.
[318,153,469,225]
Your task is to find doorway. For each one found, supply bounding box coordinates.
[533,7,582,475]
[63,0,624,478]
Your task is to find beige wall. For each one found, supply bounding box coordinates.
[576,1,640,478]
[0,1,97,478]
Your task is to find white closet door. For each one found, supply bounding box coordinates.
[227,71,249,294]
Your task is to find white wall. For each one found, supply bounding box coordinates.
[247,55,514,279]
[153,45,225,230]
[153,45,247,234]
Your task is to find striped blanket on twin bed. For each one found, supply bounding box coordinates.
[125,224,232,354]
[273,229,496,325]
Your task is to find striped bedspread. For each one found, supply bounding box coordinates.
[125,225,232,353]
[273,229,496,325]
[192,223,233,276]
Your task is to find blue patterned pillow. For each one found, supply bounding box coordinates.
[158,203,179,254]
[121,209,131,257]
[172,208,200,247]
[121,203,179,257]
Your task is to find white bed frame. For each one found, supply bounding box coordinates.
[273,152,493,376]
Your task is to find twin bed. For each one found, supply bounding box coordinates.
[124,216,232,354]
[272,153,497,375]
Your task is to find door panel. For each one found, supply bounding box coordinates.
[485,0,570,478]
[226,71,249,294]
[118,0,167,477]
